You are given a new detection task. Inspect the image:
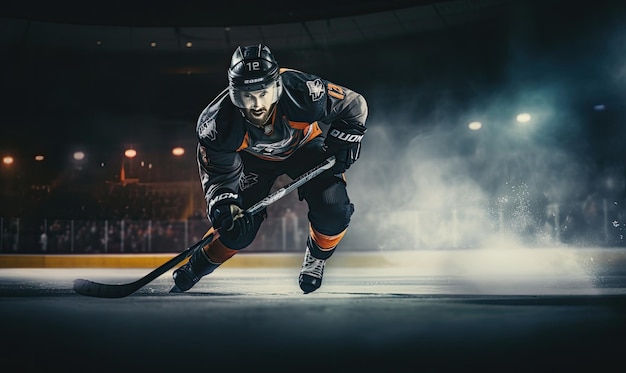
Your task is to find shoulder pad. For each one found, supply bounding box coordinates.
[197,89,246,152]
[279,69,326,120]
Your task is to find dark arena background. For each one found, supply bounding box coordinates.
[1,1,625,372]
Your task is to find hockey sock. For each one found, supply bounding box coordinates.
[203,238,238,264]
[308,226,346,259]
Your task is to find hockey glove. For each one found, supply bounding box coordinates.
[210,202,255,241]
[324,120,366,174]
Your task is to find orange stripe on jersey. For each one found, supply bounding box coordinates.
[288,120,322,139]
[237,131,250,152]
[309,123,322,139]
[279,67,300,74]
[289,119,312,130]
[309,225,347,250]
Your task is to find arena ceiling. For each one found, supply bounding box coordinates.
[1,0,519,52]
[1,0,624,162]
[1,1,486,27]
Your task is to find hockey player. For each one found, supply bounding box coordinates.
[172,44,368,293]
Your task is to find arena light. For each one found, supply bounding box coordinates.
[516,113,532,123]
[124,149,137,158]
[2,156,14,165]
[73,151,85,161]
[172,147,185,156]
[468,121,482,131]
[34,155,45,161]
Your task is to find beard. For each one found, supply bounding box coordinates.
[244,104,275,128]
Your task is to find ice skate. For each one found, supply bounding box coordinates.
[299,246,326,294]
[172,247,220,292]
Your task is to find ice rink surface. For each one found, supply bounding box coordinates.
[1,248,626,373]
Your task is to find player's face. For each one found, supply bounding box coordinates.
[238,87,277,126]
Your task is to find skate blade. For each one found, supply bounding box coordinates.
[169,285,184,293]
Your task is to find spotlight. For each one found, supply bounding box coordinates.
[73,151,85,161]
[516,113,531,123]
[468,121,482,131]
[124,149,137,158]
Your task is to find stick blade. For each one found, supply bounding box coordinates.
[73,278,138,298]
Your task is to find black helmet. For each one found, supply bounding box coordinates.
[228,44,283,108]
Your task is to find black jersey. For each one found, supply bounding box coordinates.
[196,68,368,212]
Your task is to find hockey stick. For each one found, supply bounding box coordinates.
[73,155,336,298]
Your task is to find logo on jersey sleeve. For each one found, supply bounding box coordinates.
[198,116,217,141]
[240,172,259,191]
[306,79,325,101]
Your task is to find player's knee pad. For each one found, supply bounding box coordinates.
[305,178,354,235]
[311,200,354,234]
